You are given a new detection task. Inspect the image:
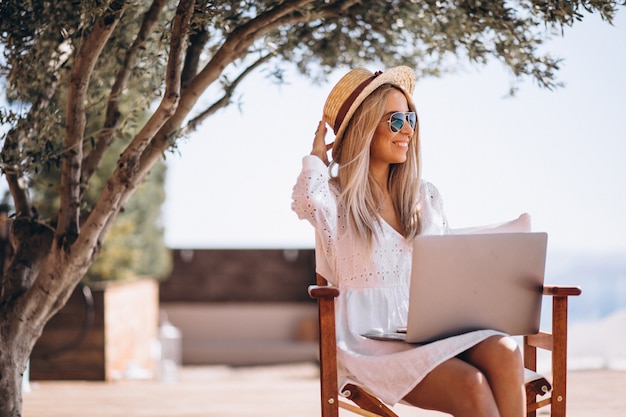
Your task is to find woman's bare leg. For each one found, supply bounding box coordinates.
[460,335,526,417]
[402,356,499,417]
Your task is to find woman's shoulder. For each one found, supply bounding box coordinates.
[418,179,443,200]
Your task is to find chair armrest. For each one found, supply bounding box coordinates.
[524,368,552,399]
[308,285,340,299]
[543,285,582,297]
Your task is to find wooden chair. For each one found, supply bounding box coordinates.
[309,273,581,417]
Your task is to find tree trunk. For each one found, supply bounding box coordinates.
[0,334,31,417]
[0,219,89,416]
[0,288,69,417]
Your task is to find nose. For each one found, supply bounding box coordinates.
[401,116,414,133]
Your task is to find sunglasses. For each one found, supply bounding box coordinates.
[386,111,417,133]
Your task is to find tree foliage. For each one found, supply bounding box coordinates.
[0,0,623,415]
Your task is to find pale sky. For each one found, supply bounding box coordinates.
[163,12,626,256]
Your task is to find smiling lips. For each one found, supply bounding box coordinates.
[393,140,409,149]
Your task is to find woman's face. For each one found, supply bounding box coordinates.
[369,89,413,168]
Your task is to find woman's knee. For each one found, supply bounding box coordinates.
[465,335,525,386]
[495,336,524,376]
[472,336,523,369]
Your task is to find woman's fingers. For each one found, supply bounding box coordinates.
[311,119,330,165]
[314,119,327,142]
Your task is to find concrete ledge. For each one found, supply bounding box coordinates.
[161,302,319,365]
[182,341,318,366]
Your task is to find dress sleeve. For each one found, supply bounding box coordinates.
[419,181,451,235]
[291,155,339,283]
[291,156,340,277]
[291,155,338,226]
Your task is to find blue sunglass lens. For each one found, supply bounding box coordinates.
[389,114,405,132]
[389,112,416,132]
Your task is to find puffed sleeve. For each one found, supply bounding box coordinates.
[291,155,340,283]
[291,155,338,230]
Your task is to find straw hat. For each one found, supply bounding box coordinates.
[323,66,416,147]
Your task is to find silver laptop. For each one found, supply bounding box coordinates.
[364,232,547,344]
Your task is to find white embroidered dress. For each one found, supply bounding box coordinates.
[292,155,503,405]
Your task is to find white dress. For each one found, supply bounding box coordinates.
[291,155,503,405]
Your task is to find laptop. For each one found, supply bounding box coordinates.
[363,232,547,344]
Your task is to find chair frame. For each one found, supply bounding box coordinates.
[309,273,581,417]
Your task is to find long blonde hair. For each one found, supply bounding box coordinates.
[329,85,422,248]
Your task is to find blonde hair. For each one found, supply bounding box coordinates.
[329,85,422,248]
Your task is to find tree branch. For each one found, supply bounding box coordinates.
[3,162,33,220]
[181,24,209,90]
[193,0,315,90]
[116,0,193,181]
[80,0,168,194]
[79,0,194,254]
[127,0,334,194]
[92,0,350,222]
[142,0,317,162]
[182,52,274,135]
[58,0,128,249]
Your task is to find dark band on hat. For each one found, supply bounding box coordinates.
[333,71,383,134]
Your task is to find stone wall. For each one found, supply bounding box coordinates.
[160,248,316,303]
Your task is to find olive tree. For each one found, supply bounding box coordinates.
[0,0,622,415]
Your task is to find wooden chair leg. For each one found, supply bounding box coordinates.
[318,295,339,417]
[524,333,539,417]
[550,295,569,417]
[311,275,341,417]
[525,285,580,417]
[311,275,397,417]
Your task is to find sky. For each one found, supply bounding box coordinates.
[163,11,626,256]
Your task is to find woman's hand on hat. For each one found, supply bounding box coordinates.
[311,118,331,166]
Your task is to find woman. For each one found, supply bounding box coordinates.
[291,67,525,417]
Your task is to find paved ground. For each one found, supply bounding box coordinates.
[22,363,626,417]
